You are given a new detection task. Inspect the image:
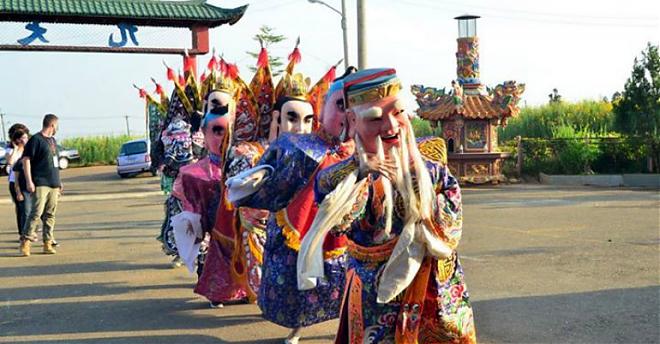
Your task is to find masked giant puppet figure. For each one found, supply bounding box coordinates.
[225,51,355,343]
[189,55,266,308]
[141,60,209,269]
[297,68,477,344]
[167,66,261,308]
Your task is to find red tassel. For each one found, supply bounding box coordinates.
[138,88,147,99]
[154,83,164,95]
[166,67,176,82]
[257,48,269,68]
[179,74,186,86]
[288,47,301,64]
[184,56,195,74]
[323,66,337,83]
[220,58,228,75]
[200,72,207,83]
[227,63,239,80]
[207,55,218,71]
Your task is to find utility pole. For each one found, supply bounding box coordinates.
[357,0,367,69]
[341,0,349,70]
[308,0,350,70]
[124,115,131,136]
[0,111,6,143]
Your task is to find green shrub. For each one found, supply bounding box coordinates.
[500,100,614,141]
[550,125,600,174]
[61,135,140,166]
[411,117,441,138]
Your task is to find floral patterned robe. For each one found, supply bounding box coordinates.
[235,132,352,328]
[314,138,477,344]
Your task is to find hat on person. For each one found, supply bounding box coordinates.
[343,68,402,108]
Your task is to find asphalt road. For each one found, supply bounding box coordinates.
[0,166,658,344]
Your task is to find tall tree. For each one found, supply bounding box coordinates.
[613,43,660,136]
[548,88,562,103]
[246,26,287,77]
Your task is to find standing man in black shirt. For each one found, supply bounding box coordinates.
[20,114,62,256]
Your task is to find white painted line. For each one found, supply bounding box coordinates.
[0,191,163,205]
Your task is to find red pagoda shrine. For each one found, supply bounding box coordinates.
[412,15,525,184]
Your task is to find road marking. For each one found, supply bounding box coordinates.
[0,191,164,205]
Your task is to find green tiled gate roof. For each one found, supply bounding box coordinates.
[0,0,248,27]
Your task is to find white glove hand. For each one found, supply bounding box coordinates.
[225,165,274,203]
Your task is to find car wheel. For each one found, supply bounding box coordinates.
[58,157,69,170]
[118,173,128,178]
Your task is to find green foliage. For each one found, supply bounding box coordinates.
[61,135,139,166]
[411,117,441,138]
[499,100,615,141]
[591,137,653,173]
[550,125,600,174]
[516,135,655,176]
[613,43,660,136]
[246,25,287,77]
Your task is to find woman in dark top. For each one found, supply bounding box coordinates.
[5,124,30,240]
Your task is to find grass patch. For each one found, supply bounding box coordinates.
[61,135,140,166]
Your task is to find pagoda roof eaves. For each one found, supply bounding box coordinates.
[0,0,248,28]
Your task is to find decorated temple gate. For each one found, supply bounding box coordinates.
[412,15,525,184]
[0,0,247,73]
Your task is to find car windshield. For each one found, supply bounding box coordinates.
[120,141,147,156]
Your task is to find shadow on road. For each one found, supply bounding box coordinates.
[0,261,172,277]
[1,297,266,336]
[473,285,659,343]
[54,220,162,232]
[0,282,192,302]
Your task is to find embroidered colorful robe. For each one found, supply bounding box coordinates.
[235,132,351,328]
[314,144,477,344]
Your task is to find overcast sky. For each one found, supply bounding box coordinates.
[0,0,658,138]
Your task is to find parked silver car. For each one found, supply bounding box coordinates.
[0,141,8,175]
[117,139,155,178]
[0,141,78,173]
[57,145,80,170]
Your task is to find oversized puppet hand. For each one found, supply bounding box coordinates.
[356,135,397,181]
[225,165,275,204]
[170,211,203,274]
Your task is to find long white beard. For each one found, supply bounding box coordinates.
[354,126,435,236]
[298,124,449,302]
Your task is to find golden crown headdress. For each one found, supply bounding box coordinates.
[277,72,311,101]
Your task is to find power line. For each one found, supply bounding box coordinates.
[418,0,659,22]
[2,113,142,120]
[399,0,659,28]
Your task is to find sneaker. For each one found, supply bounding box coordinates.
[52,240,59,247]
[284,336,300,344]
[171,256,183,268]
[209,301,224,309]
